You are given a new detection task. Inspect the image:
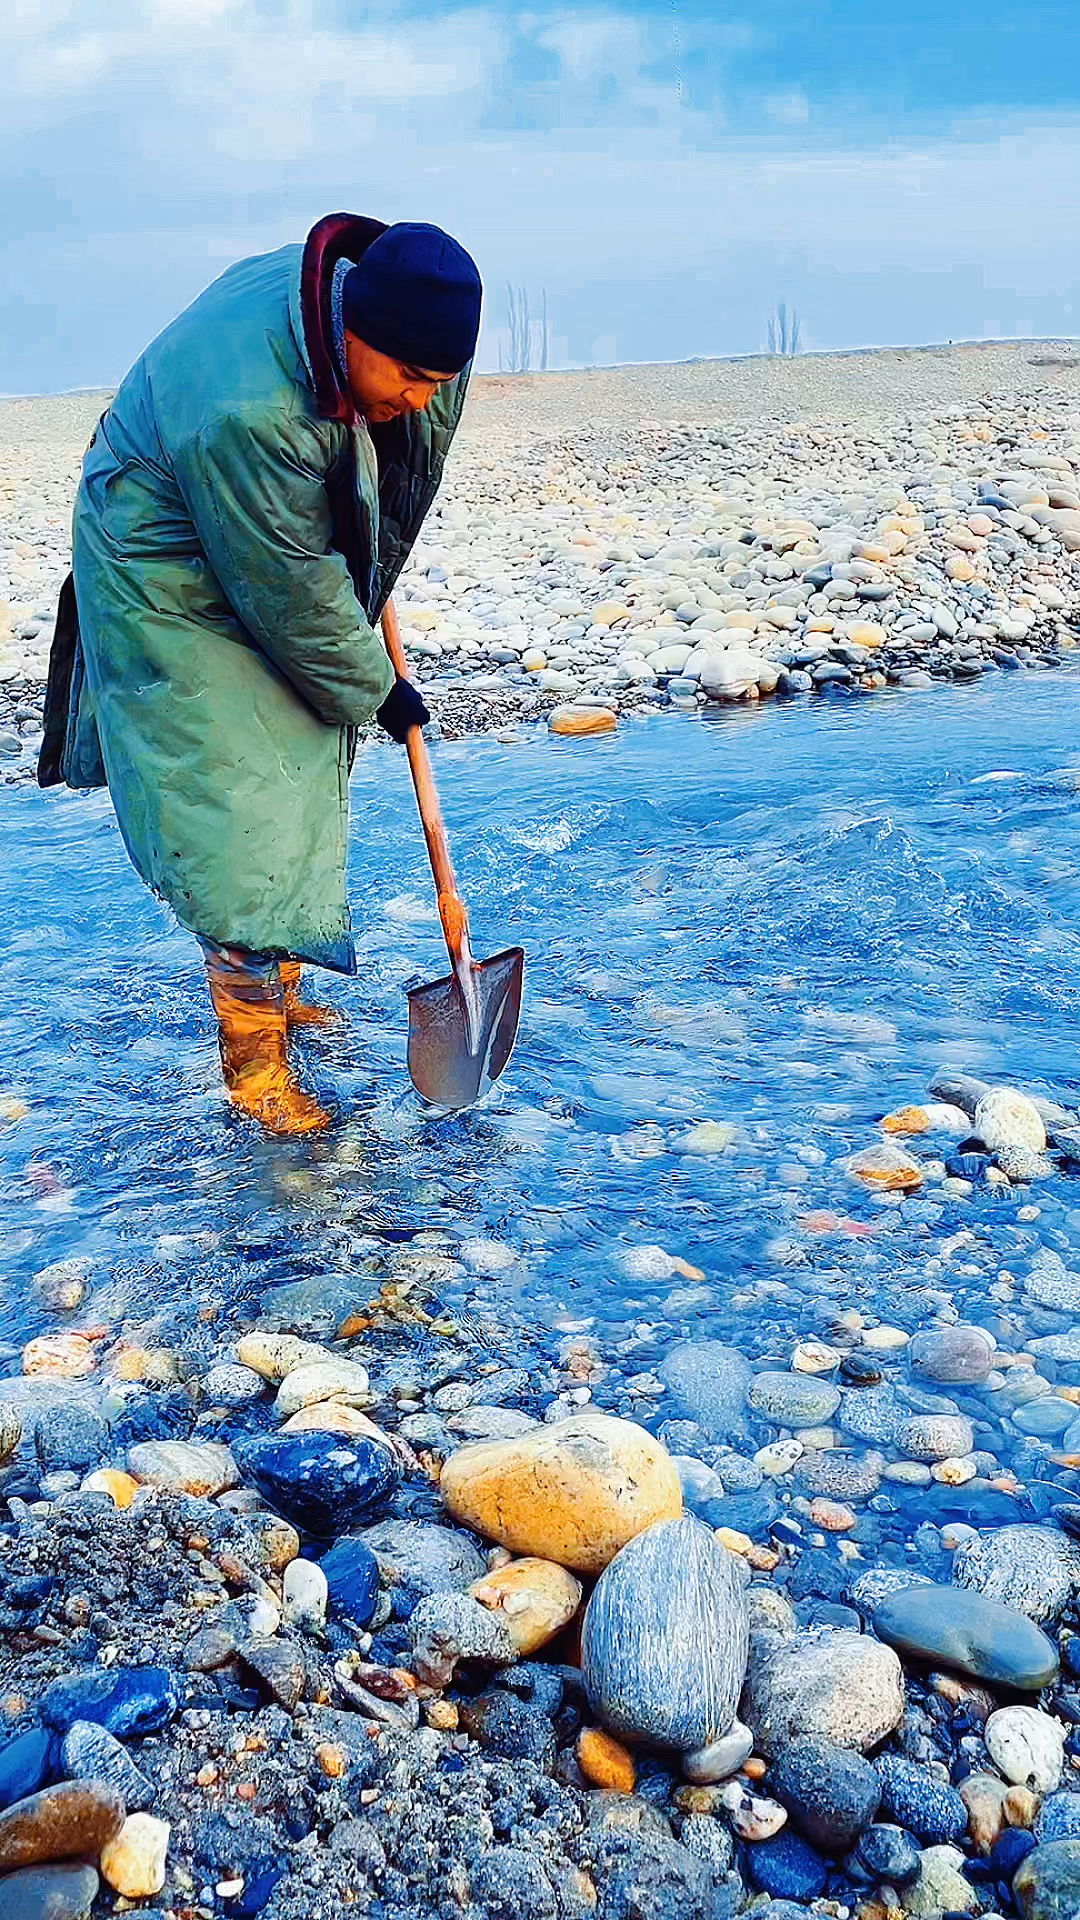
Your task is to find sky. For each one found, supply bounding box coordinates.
[3,0,1080,390]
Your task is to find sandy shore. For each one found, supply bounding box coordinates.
[2,341,1080,775]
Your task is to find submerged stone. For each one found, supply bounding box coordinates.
[953,1525,1080,1624]
[748,1372,841,1428]
[236,1431,400,1538]
[659,1341,752,1442]
[872,1582,1059,1690]
[582,1516,748,1751]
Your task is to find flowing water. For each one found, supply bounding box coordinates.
[2,673,1080,1382]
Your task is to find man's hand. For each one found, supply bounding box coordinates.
[376,675,430,743]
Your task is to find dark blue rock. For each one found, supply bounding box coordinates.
[1036,1794,1080,1845]
[746,1832,829,1900]
[458,1691,556,1769]
[235,1432,400,1539]
[993,1827,1038,1877]
[0,1728,54,1811]
[769,1736,880,1852]
[38,1665,179,1739]
[318,1537,380,1627]
[1065,1640,1080,1684]
[224,1863,286,1915]
[875,1754,967,1845]
[848,1822,922,1888]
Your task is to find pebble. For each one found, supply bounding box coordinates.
[576,1728,636,1792]
[844,1144,923,1191]
[79,1469,138,1509]
[236,1430,400,1538]
[902,1842,979,1916]
[874,1754,968,1844]
[22,1336,94,1378]
[975,1086,1047,1155]
[0,1864,99,1920]
[235,1332,331,1381]
[39,1666,179,1739]
[0,1782,124,1871]
[468,1556,582,1655]
[439,1411,682,1575]
[582,1516,748,1750]
[274,1358,372,1418]
[358,1518,487,1599]
[746,1830,829,1900]
[0,1732,54,1814]
[897,1412,974,1461]
[681,1720,755,1782]
[1014,1839,1080,1920]
[985,1705,1065,1794]
[743,1627,905,1757]
[409,1590,518,1686]
[659,1341,752,1441]
[282,1557,329,1632]
[60,1721,154,1811]
[99,1813,169,1899]
[908,1324,995,1384]
[748,1371,841,1427]
[872,1582,1059,1689]
[791,1341,842,1375]
[199,1362,266,1407]
[848,1822,922,1888]
[126,1438,239,1496]
[768,1736,881,1851]
[953,1524,1080,1623]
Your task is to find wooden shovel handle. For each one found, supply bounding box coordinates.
[381,599,472,969]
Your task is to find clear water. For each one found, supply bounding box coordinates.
[3,673,1080,1371]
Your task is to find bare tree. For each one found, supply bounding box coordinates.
[766,302,802,356]
[499,285,552,372]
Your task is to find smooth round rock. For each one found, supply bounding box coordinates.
[39,1667,178,1740]
[1014,1838,1080,1920]
[748,1372,841,1428]
[0,1782,124,1870]
[746,1830,829,1900]
[975,1087,1046,1155]
[986,1706,1065,1794]
[358,1519,487,1600]
[581,1516,748,1751]
[898,1413,974,1461]
[236,1431,400,1539]
[126,1439,238,1497]
[440,1412,682,1576]
[274,1358,371,1419]
[0,1863,99,1920]
[282,1558,329,1633]
[682,1720,754,1783]
[848,1822,921,1888]
[743,1627,904,1758]
[468,1557,582,1655]
[200,1363,265,1408]
[99,1813,169,1898]
[872,1582,1059,1689]
[0,1731,54,1813]
[768,1737,880,1852]
[317,1536,381,1626]
[954,1525,1080,1624]
[659,1342,752,1441]
[908,1326,995,1385]
[874,1754,967,1844]
[904,1843,979,1917]
[235,1332,330,1382]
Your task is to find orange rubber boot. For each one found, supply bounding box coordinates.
[205,953,331,1136]
[278,961,344,1030]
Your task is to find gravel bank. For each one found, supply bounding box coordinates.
[3,342,1080,779]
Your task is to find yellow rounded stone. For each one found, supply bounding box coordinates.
[946,556,977,582]
[100,1813,170,1898]
[844,622,886,649]
[236,1332,332,1382]
[856,543,893,564]
[844,1143,923,1191]
[439,1412,682,1576]
[468,1557,583,1655]
[577,1728,637,1793]
[590,602,631,627]
[715,1526,754,1556]
[274,1359,371,1419]
[82,1469,139,1510]
[549,705,617,737]
[882,1105,931,1135]
[22,1333,95,1378]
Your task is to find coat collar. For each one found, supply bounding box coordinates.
[294,212,388,424]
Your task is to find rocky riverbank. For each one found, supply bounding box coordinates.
[3,344,1080,781]
[2,1065,1080,1915]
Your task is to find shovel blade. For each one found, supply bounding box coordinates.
[407,946,524,1111]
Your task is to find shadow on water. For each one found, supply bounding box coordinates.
[2,670,1080,1358]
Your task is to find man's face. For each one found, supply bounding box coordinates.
[345,333,454,423]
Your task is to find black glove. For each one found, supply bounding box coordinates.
[376,675,430,744]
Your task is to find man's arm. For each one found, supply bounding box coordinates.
[174,405,395,725]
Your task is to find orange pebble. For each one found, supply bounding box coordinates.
[881,1106,930,1135]
[316,1742,347,1779]
[577,1728,636,1793]
[81,1469,139,1511]
[743,1756,768,1781]
[549,705,618,737]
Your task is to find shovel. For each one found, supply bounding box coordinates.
[381,599,525,1110]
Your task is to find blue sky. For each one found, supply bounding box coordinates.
[2,0,1080,390]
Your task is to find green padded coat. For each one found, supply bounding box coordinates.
[39,212,469,971]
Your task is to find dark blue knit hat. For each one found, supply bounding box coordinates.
[342,222,481,375]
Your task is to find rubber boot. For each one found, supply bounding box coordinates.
[278,961,344,1030]
[204,950,331,1136]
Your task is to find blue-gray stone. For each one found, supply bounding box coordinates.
[872,1582,1059,1689]
[38,1666,178,1739]
[0,1730,54,1812]
[768,1737,880,1852]
[582,1516,748,1751]
[236,1431,399,1539]
[748,1372,840,1428]
[848,1822,922,1888]
[358,1519,486,1600]
[318,1537,380,1627]
[875,1754,967,1844]
[0,1863,99,1919]
[953,1525,1080,1624]
[1035,1795,1080,1845]
[837,1385,907,1446]
[659,1343,751,1442]
[60,1721,154,1811]
[746,1831,829,1900]
[1015,1839,1080,1920]
[1015,1400,1078,1440]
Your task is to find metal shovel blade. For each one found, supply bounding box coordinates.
[407,946,525,1111]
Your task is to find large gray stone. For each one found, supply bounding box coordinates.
[659,1343,751,1442]
[358,1519,487,1598]
[1014,1839,1080,1920]
[582,1517,748,1752]
[742,1627,904,1758]
[872,1583,1059,1689]
[747,1372,841,1429]
[953,1526,1080,1624]
[0,1864,98,1919]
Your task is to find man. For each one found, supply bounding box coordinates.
[39,213,482,1136]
